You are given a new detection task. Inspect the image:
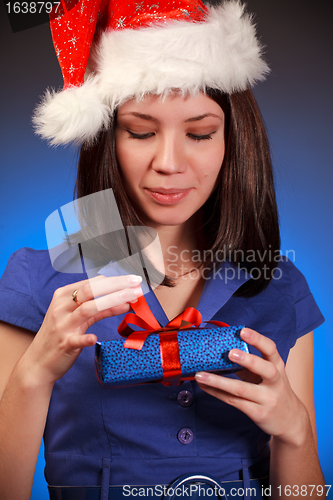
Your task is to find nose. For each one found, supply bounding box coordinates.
[151,132,186,175]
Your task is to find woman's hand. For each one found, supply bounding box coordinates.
[22,274,143,387]
[195,328,309,446]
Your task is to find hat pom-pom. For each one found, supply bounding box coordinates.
[32,78,110,146]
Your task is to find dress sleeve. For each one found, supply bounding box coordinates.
[283,259,325,342]
[0,248,40,332]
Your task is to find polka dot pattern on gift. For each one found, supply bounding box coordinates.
[95,325,247,387]
[97,335,163,386]
[178,326,247,376]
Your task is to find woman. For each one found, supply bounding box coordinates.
[0,1,326,499]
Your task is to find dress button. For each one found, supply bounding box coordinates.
[177,390,193,407]
[177,428,194,445]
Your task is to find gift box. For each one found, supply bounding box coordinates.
[95,296,248,387]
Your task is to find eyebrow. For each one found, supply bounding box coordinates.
[119,112,158,122]
[185,113,223,122]
[118,112,223,122]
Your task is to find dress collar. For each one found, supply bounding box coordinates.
[99,261,251,326]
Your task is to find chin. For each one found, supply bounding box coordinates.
[147,216,189,228]
[140,207,187,226]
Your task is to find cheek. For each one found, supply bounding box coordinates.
[118,164,138,193]
[200,149,224,185]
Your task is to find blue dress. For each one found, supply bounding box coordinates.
[0,248,324,493]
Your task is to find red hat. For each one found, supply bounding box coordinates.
[33,0,269,146]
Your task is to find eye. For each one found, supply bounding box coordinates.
[187,132,216,141]
[127,130,154,140]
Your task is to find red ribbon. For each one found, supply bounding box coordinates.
[117,295,229,386]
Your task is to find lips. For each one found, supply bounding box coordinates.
[145,187,192,204]
[147,187,190,194]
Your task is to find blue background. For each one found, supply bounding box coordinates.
[0,0,332,497]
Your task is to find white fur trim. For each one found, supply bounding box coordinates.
[32,78,110,146]
[94,2,269,109]
[34,1,269,145]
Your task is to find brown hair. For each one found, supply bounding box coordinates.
[75,88,280,296]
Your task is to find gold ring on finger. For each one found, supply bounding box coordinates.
[72,289,82,306]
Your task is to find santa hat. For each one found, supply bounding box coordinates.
[33,0,269,146]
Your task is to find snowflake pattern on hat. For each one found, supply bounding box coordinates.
[34,0,269,145]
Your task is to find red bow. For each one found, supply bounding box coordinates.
[118,295,229,386]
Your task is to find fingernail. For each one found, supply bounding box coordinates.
[229,349,243,361]
[241,328,252,340]
[195,372,209,382]
[127,275,142,285]
[133,286,143,297]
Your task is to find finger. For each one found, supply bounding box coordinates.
[62,275,104,307]
[83,284,143,313]
[240,328,282,365]
[196,380,262,419]
[196,381,232,402]
[66,333,97,352]
[228,348,279,383]
[68,274,143,305]
[86,302,131,327]
[234,368,262,385]
[71,285,143,327]
[77,274,142,302]
[195,372,262,404]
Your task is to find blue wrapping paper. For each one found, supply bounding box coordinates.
[95,325,248,387]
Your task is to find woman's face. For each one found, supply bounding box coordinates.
[115,92,225,229]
